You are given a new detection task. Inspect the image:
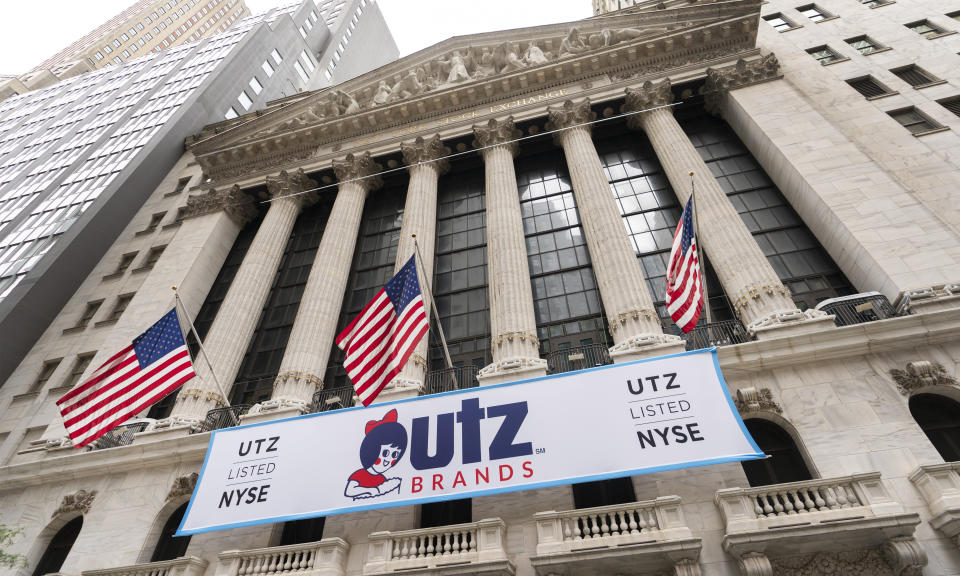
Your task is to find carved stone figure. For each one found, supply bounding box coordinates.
[53,489,97,518]
[734,387,783,414]
[167,473,199,500]
[523,42,550,66]
[389,68,427,102]
[890,361,959,395]
[493,42,526,73]
[371,80,392,106]
[559,27,589,57]
[336,90,360,115]
[438,50,473,84]
[588,27,651,49]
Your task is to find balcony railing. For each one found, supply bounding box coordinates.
[423,365,480,395]
[545,344,613,374]
[217,539,349,576]
[310,386,357,413]
[682,319,750,351]
[93,420,153,449]
[814,292,901,326]
[81,556,208,576]
[364,518,511,575]
[201,404,250,432]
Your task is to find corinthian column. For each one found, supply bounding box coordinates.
[378,135,450,403]
[546,99,684,361]
[168,171,317,426]
[473,118,547,384]
[625,80,833,338]
[252,153,383,420]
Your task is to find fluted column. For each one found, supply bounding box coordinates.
[168,171,317,425]
[546,99,684,361]
[625,80,833,338]
[378,136,450,403]
[473,117,547,384]
[257,153,383,417]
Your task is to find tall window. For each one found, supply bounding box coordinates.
[806,45,844,65]
[29,360,61,393]
[910,394,960,462]
[763,13,797,32]
[741,419,812,486]
[420,499,472,528]
[906,20,947,39]
[888,107,942,134]
[573,477,636,509]
[151,504,191,561]
[31,517,83,576]
[845,35,884,55]
[847,76,893,98]
[280,517,325,545]
[63,353,95,389]
[891,65,940,88]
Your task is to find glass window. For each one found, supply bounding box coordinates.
[31,517,83,576]
[888,107,941,134]
[741,419,813,486]
[294,61,309,82]
[891,65,939,87]
[76,300,103,328]
[937,97,960,117]
[949,11,960,22]
[845,35,883,54]
[806,45,843,65]
[104,45,112,53]
[113,251,138,274]
[763,13,797,32]
[150,503,191,561]
[29,359,62,393]
[300,50,316,72]
[249,76,263,94]
[121,33,129,41]
[299,26,307,38]
[224,106,238,119]
[63,353,95,389]
[261,60,274,76]
[142,245,167,269]
[94,51,104,60]
[911,394,960,462]
[858,0,891,6]
[906,20,946,38]
[237,90,253,110]
[797,4,830,21]
[104,293,135,323]
[846,76,893,98]
[271,48,282,64]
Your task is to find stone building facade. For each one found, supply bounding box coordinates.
[2,1,960,575]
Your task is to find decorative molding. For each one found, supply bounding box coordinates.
[890,361,958,395]
[53,489,97,518]
[703,53,781,115]
[545,99,596,144]
[738,552,773,576]
[332,152,383,191]
[772,548,893,576]
[624,79,674,130]
[166,473,198,501]
[265,169,320,208]
[181,185,257,227]
[734,387,783,414]
[473,117,522,157]
[401,134,451,174]
[883,536,928,576]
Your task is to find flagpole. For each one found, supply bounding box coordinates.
[411,235,455,374]
[171,287,232,411]
[689,172,712,326]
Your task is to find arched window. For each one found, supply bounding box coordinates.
[910,393,960,462]
[32,516,83,576]
[150,503,191,562]
[741,419,813,487]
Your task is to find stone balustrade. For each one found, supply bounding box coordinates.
[364,518,512,575]
[216,539,348,576]
[82,557,208,576]
[910,462,960,545]
[531,496,701,575]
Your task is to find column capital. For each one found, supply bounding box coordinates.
[545,99,596,135]
[182,184,257,227]
[624,79,674,129]
[401,134,450,175]
[704,54,781,115]
[333,152,383,191]
[265,168,320,208]
[473,117,521,157]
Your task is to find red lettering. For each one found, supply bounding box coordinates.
[522,461,534,478]
[412,477,422,493]
[453,471,466,488]
[432,474,444,490]
[499,464,513,482]
[476,467,489,484]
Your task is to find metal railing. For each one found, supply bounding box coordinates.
[310,386,357,413]
[94,421,151,449]
[546,344,613,375]
[815,292,900,327]
[423,365,480,395]
[201,405,250,432]
[682,319,750,351]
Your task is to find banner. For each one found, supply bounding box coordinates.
[177,348,763,535]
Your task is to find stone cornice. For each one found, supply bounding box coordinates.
[181,185,257,227]
[265,168,319,208]
[704,53,781,114]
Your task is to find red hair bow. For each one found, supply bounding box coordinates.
[365,409,398,435]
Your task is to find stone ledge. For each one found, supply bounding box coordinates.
[530,537,701,576]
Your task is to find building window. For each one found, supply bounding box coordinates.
[110,252,138,276]
[300,50,316,72]
[94,51,104,60]
[150,503,191,561]
[806,45,844,65]
[271,48,282,64]
[122,50,130,58]
[249,76,263,95]
[858,0,892,6]
[294,61,309,83]
[888,107,943,134]
[261,60,274,77]
[172,176,191,195]
[845,35,884,55]
[31,517,83,576]
[63,353,96,389]
[238,90,253,110]
[420,499,471,528]
[573,478,636,509]
[74,300,103,329]
[741,419,813,486]
[225,107,238,119]
[949,11,960,22]
[280,517,325,545]
[906,20,947,38]
[846,76,894,98]
[763,13,798,32]
[937,97,960,117]
[141,246,167,270]
[103,293,135,324]
[797,4,831,22]
[910,394,960,462]
[104,45,113,53]
[891,65,940,88]
[138,211,166,234]
[29,359,62,393]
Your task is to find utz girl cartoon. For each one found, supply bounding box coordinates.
[344,409,408,500]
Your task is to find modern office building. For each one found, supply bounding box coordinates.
[2,0,960,575]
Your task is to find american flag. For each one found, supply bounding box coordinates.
[57,308,196,448]
[336,255,429,406]
[665,197,703,333]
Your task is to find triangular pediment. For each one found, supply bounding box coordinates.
[189,0,762,179]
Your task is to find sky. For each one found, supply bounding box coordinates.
[0,0,590,75]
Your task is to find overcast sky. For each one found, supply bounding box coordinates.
[0,0,590,75]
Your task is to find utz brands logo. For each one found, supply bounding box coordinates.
[344,399,537,501]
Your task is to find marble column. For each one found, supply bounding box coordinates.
[625,79,833,338]
[255,153,383,419]
[378,135,450,403]
[473,117,547,385]
[167,171,317,427]
[546,99,684,361]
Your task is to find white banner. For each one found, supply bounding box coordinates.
[178,348,762,535]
